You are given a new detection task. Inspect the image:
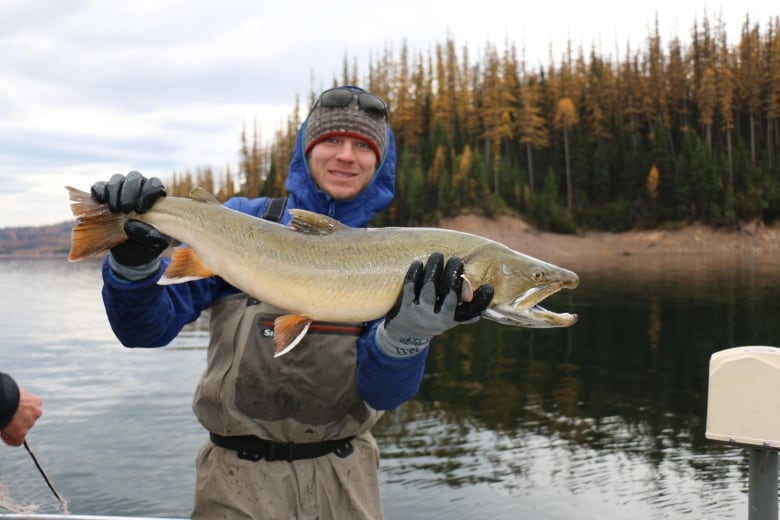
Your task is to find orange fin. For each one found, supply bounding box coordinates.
[160,247,214,284]
[66,186,128,261]
[273,314,312,357]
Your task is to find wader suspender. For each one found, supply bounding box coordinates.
[262,197,288,223]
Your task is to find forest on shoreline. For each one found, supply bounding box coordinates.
[164,12,780,234]
[6,11,780,259]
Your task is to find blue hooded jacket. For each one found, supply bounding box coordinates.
[101,103,426,410]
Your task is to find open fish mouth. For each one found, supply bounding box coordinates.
[482,284,578,328]
[484,304,578,328]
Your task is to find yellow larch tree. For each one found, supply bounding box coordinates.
[716,19,736,193]
[698,65,716,149]
[553,97,579,214]
[767,17,780,168]
[736,19,762,165]
[647,164,660,200]
[517,73,549,193]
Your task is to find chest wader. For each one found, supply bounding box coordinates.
[190,199,385,519]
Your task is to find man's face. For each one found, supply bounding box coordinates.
[308,135,378,200]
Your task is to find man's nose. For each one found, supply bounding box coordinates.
[335,141,356,160]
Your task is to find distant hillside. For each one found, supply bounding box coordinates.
[0,221,74,256]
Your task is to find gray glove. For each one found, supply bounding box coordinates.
[375,253,494,358]
[91,171,170,279]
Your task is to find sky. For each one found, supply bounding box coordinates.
[1,1,776,227]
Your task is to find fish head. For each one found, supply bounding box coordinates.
[464,244,579,328]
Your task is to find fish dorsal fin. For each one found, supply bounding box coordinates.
[189,187,221,203]
[288,209,348,235]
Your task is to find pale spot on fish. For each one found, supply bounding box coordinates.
[502,264,511,276]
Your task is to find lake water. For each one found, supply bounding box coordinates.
[2,254,780,519]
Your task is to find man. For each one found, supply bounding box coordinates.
[91,85,493,519]
[0,372,42,446]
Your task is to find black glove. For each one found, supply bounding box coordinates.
[110,220,171,267]
[91,171,171,267]
[375,253,494,358]
[91,170,166,214]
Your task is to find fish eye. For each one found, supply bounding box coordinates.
[531,268,544,281]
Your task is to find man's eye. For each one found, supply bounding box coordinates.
[355,141,369,149]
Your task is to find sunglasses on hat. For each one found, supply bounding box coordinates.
[314,87,388,119]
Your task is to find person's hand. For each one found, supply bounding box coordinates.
[91,171,171,268]
[375,253,494,358]
[1,388,42,446]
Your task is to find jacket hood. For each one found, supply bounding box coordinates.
[284,118,396,228]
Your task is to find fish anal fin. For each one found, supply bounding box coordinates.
[273,314,312,357]
[160,247,214,284]
[288,209,347,235]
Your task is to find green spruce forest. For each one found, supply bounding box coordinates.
[167,14,780,233]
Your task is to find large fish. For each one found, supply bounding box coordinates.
[67,186,579,356]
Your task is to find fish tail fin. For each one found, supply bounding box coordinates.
[273,315,312,357]
[160,247,215,284]
[66,186,128,261]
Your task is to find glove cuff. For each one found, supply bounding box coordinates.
[375,321,430,359]
[109,254,161,281]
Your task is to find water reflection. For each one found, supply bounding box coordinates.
[2,254,777,518]
[376,253,780,518]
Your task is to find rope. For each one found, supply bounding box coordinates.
[23,439,69,514]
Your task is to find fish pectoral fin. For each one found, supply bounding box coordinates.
[287,209,348,235]
[159,247,215,284]
[273,314,313,357]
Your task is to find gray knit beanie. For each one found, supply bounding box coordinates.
[304,89,387,162]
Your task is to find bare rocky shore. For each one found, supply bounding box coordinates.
[439,214,780,271]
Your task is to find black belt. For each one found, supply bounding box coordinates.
[210,432,355,462]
